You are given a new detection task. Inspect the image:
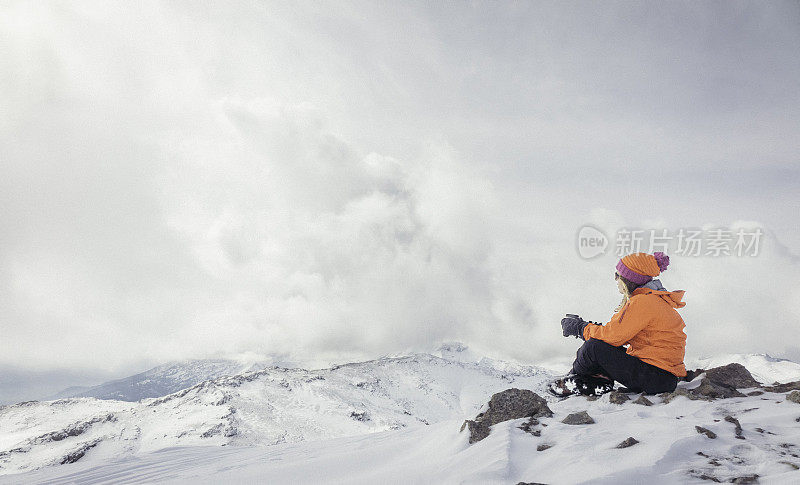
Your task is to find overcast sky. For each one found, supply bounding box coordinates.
[1,1,799,403]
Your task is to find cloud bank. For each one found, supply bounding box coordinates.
[1,1,799,394]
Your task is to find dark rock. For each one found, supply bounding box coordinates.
[516,482,547,485]
[724,416,745,440]
[350,411,370,422]
[747,391,763,396]
[778,461,799,470]
[536,443,552,451]
[201,423,225,438]
[695,426,717,439]
[730,475,759,484]
[562,411,595,425]
[518,417,541,436]
[683,369,704,382]
[633,395,653,406]
[615,437,639,448]
[31,414,117,445]
[461,388,553,444]
[763,381,800,393]
[585,395,599,401]
[663,379,742,402]
[704,363,760,389]
[608,391,630,404]
[693,378,746,400]
[662,388,701,403]
[59,439,101,465]
[787,391,800,403]
[668,366,757,401]
[460,420,489,443]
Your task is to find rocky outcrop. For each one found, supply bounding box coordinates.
[561,411,595,425]
[460,388,553,444]
[692,377,746,399]
[662,363,762,403]
[608,391,630,404]
[787,391,800,403]
[31,414,117,445]
[58,439,101,465]
[724,415,745,440]
[615,437,639,448]
[703,363,760,389]
[765,381,800,393]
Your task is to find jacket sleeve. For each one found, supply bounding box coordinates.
[582,298,650,346]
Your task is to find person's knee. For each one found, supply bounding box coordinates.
[574,339,609,371]
[581,338,613,355]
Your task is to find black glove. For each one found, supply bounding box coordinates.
[561,314,590,340]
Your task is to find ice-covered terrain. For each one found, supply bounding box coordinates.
[2,346,800,484]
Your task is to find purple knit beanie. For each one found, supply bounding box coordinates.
[616,252,670,285]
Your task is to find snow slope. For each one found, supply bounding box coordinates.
[0,350,552,477]
[2,350,800,484]
[4,384,800,484]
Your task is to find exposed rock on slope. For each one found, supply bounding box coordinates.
[460,388,552,443]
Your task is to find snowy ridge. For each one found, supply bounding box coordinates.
[2,350,800,483]
[48,359,278,402]
[0,350,552,477]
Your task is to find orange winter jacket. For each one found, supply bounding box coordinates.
[582,286,687,377]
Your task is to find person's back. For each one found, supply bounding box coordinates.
[619,284,687,377]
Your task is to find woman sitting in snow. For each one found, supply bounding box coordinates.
[549,251,687,397]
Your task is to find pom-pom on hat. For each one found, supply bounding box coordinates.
[616,252,670,285]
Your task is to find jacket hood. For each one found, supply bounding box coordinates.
[634,279,686,308]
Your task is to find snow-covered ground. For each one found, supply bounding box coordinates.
[2,347,800,484]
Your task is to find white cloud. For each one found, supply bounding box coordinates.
[0,1,798,388]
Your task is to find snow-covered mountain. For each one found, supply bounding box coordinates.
[0,347,553,477]
[2,348,800,484]
[48,359,277,402]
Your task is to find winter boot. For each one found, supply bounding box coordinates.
[548,373,615,398]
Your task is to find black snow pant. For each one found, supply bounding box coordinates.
[572,338,679,395]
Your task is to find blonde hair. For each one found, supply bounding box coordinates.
[614,274,636,312]
[614,292,629,313]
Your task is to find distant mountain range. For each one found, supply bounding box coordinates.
[0,344,553,476]
[4,346,800,481]
[47,359,277,402]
